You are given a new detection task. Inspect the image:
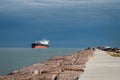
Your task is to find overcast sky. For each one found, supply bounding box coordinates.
[0,0,120,48]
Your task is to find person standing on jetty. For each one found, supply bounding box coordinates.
[86,47,95,51]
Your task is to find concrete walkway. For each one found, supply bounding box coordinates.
[79,49,120,80]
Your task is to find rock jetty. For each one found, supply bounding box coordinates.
[0,49,94,80]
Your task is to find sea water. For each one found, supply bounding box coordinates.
[0,48,82,76]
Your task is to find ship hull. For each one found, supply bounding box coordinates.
[32,43,49,49]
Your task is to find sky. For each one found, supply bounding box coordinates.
[0,0,120,48]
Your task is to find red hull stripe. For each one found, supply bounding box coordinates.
[33,46,48,48]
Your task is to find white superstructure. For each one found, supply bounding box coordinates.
[39,38,49,45]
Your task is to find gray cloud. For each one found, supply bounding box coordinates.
[0,0,120,47]
[0,0,120,9]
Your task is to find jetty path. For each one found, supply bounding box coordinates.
[79,49,120,80]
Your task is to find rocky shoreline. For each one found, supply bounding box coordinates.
[0,49,94,80]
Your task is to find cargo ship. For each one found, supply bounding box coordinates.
[32,38,49,48]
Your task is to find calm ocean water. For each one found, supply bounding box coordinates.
[0,48,82,76]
